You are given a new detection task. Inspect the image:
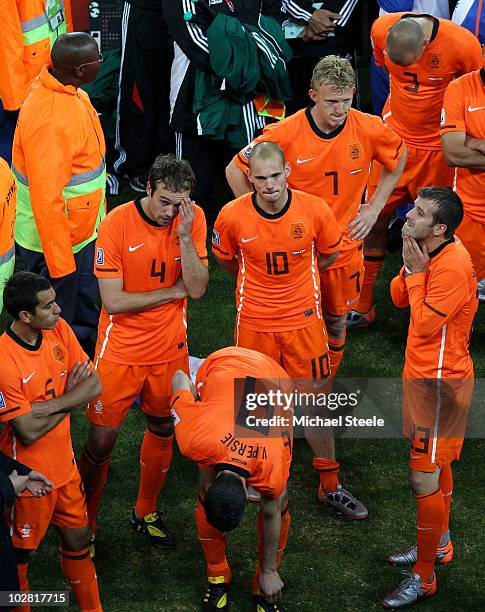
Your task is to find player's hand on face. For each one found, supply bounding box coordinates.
[8,470,29,495]
[308,9,340,35]
[176,197,195,239]
[259,569,284,603]
[24,471,54,497]
[66,361,91,391]
[402,236,429,273]
[348,205,380,240]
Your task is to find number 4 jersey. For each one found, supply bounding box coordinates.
[94,198,207,365]
[212,189,341,332]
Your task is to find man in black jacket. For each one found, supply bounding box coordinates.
[114,1,174,192]
[0,452,52,609]
[162,0,285,218]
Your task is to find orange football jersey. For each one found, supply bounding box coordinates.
[233,108,403,252]
[170,346,292,500]
[390,239,477,379]
[0,318,88,490]
[371,12,483,150]
[212,190,341,332]
[94,199,207,366]
[441,69,485,223]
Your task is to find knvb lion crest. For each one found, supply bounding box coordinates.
[348,142,362,160]
[52,344,66,364]
[427,54,441,70]
[288,222,307,240]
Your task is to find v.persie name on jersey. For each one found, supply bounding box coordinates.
[220,432,268,460]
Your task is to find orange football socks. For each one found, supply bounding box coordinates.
[195,499,231,583]
[357,250,386,313]
[60,547,102,611]
[135,429,173,519]
[313,457,340,493]
[413,489,445,582]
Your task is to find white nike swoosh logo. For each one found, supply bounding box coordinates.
[128,243,144,252]
[296,157,315,164]
[241,236,258,243]
[346,297,359,306]
[467,105,485,112]
[22,372,36,383]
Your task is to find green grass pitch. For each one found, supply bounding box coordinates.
[21,239,484,611]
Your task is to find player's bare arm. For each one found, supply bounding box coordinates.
[317,251,339,272]
[441,131,485,170]
[259,488,287,602]
[226,159,253,197]
[171,369,198,399]
[98,276,188,315]
[215,255,239,277]
[177,197,209,299]
[348,146,407,240]
[31,364,101,418]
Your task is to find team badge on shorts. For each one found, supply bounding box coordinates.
[348,142,363,160]
[288,222,307,240]
[52,344,66,364]
[212,228,220,245]
[96,247,104,265]
[427,54,442,70]
[0,392,6,409]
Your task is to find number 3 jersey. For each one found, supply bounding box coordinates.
[212,190,341,332]
[94,198,207,365]
[371,12,482,150]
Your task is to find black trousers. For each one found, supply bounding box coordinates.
[15,241,100,348]
[176,132,240,224]
[114,2,174,179]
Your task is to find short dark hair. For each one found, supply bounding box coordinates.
[3,272,51,320]
[148,154,196,195]
[204,472,246,532]
[249,142,286,167]
[418,186,464,239]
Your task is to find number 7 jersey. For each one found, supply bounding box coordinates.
[94,198,207,365]
[233,107,403,253]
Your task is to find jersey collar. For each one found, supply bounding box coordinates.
[251,190,292,220]
[428,237,455,259]
[6,326,42,352]
[134,197,165,229]
[305,106,347,140]
[215,463,251,480]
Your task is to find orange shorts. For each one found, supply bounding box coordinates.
[368,147,454,215]
[235,317,330,381]
[10,470,88,550]
[403,377,473,473]
[87,354,189,427]
[455,215,485,279]
[320,245,365,316]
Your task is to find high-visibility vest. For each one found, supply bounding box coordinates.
[12,66,106,279]
[0,1,73,110]
[0,158,17,312]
